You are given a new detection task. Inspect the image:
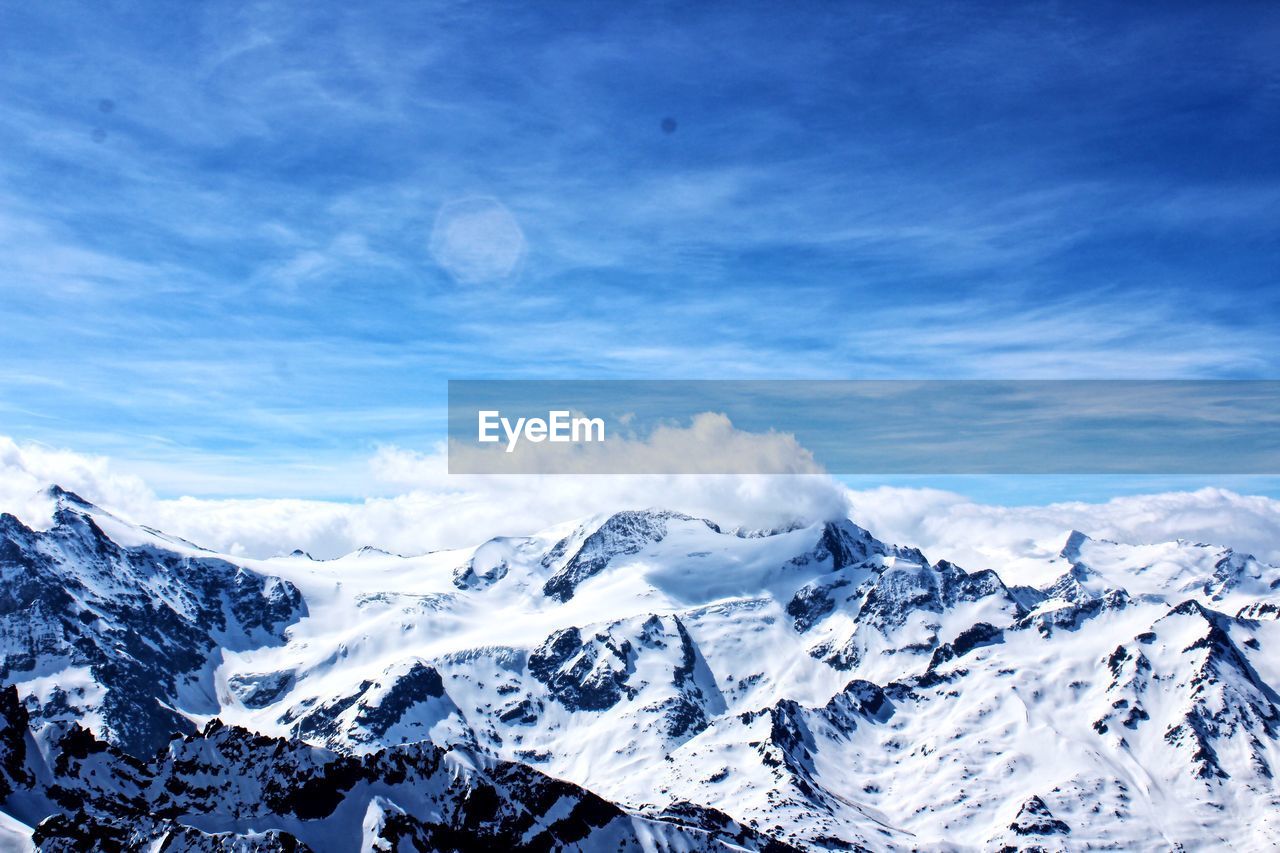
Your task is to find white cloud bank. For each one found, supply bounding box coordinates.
[846,485,1280,571]
[4,433,1280,568]
[0,429,845,558]
[0,436,154,527]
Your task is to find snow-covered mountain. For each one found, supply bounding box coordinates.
[2,487,1279,851]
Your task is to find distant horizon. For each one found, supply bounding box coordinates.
[5,432,1280,573]
[9,426,1280,508]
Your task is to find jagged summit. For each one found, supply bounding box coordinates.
[540,509,721,602]
[352,545,398,558]
[0,500,306,756]
[45,483,94,507]
[1059,528,1091,561]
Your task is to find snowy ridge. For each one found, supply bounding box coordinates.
[0,686,783,852]
[2,488,1280,850]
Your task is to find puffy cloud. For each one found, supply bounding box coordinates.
[0,436,154,527]
[449,411,826,475]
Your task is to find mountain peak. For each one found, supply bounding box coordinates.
[45,484,95,509]
[619,507,712,527]
[541,509,721,602]
[1060,529,1091,561]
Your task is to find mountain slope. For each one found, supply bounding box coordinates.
[0,686,785,852]
[2,490,1279,850]
[0,488,305,756]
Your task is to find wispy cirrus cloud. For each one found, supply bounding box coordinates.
[0,1,1277,498]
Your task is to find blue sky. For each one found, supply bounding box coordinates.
[1,1,1278,500]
